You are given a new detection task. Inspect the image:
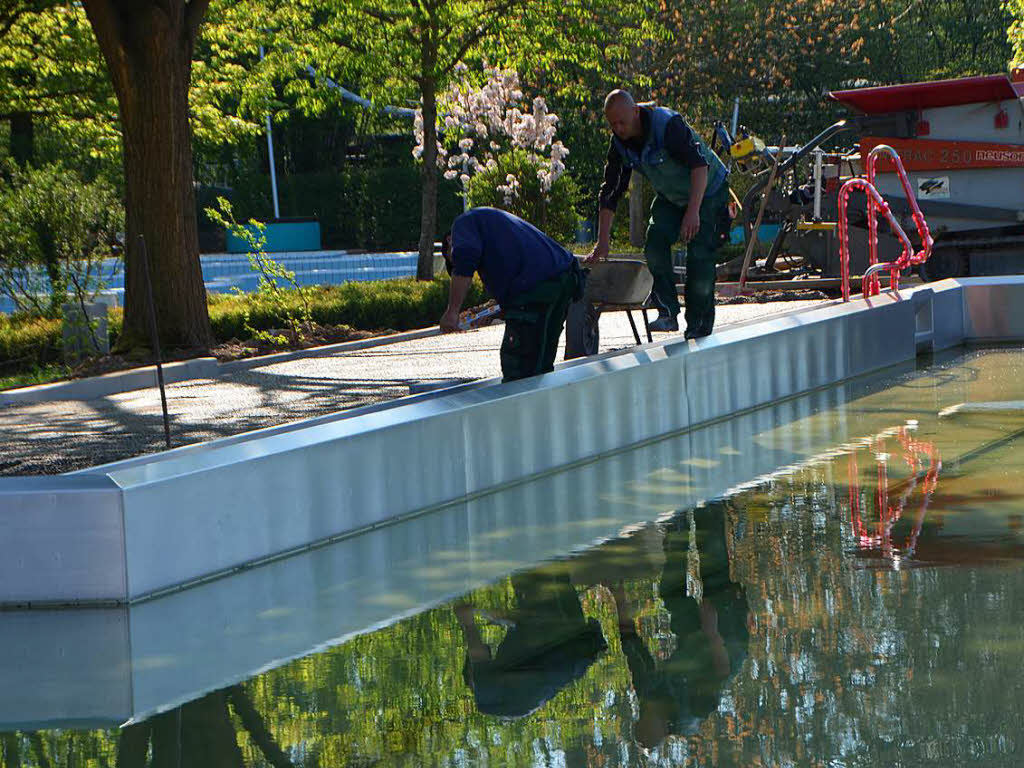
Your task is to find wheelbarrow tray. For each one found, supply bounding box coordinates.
[565,258,653,360]
[583,258,653,306]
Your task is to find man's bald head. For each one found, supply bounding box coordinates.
[604,89,635,111]
[604,89,642,141]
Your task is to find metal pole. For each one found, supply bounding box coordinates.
[738,138,784,293]
[137,235,172,450]
[812,148,824,221]
[259,45,281,220]
[730,97,740,138]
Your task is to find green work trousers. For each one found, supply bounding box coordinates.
[500,267,578,383]
[645,183,730,335]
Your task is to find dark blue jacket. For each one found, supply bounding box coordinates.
[450,208,573,304]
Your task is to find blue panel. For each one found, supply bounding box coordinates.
[225,221,321,253]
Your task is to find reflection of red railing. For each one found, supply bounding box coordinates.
[847,427,942,564]
[837,146,934,301]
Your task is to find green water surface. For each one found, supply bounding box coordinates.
[4,349,1024,767]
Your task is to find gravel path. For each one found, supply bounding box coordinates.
[0,300,827,475]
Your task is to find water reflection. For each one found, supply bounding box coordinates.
[846,426,942,568]
[455,571,608,719]
[5,350,1024,766]
[611,504,748,750]
[5,460,1024,766]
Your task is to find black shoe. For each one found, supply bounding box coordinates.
[648,315,679,332]
[684,327,711,340]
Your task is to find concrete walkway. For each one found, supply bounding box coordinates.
[0,301,826,475]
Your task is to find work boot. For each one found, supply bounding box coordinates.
[684,326,711,340]
[649,314,679,332]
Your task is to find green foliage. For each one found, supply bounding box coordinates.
[0,313,62,372]
[652,0,1013,145]
[206,197,314,344]
[0,1,118,168]
[1,277,487,384]
[0,361,69,391]
[207,277,488,338]
[226,165,465,251]
[467,150,580,242]
[1008,0,1024,65]
[0,164,123,317]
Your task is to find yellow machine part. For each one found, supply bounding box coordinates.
[796,221,837,231]
[730,135,766,162]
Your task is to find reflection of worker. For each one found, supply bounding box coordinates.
[588,90,731,338]
[440,207,584,382]
[454,569,607,718]
[612,503,749,748]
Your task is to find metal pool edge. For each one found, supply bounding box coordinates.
[0,277,1017,605]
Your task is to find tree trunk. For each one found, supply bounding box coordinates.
[416,73,439,281]
[629,172,645,249]
[3,733,22,768]
[9,112,33,166]
[83,1,213,352]
[227,686,295,768]
[116,720,151,768]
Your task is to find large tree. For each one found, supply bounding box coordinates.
[299,0,653,280]
[82,1,213,351]
[652,0,1013,142]
[0,1,115,168]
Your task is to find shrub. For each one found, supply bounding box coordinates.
[467,150,580,243]
[0,164,123,317]
[207,278,489,338]
[221,166,465,252]
[2,278,489,384]
[0,313,63,373]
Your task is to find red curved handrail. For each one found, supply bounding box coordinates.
[847,427,941,563]
[837,146,934,301]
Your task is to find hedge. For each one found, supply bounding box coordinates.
[1,277,490,380]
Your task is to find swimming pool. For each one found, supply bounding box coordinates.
[3,347,1023,766]
[0,250,419,315]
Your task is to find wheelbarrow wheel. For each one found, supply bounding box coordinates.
[564,300,600,360]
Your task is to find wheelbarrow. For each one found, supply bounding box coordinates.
[564,258,654,360]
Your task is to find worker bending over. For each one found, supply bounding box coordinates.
[589,89,731,338]
[440,207,584,382]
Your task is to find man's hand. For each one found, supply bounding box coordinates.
[681,207,701,242]
[585,241,610,263]
[440,308,461,333]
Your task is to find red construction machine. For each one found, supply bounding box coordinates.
[726,70,1024,288]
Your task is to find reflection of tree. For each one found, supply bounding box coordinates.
[10,417,1024,766]
[114,687,292,768]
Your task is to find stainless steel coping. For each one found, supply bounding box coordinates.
[0,277,1019,606]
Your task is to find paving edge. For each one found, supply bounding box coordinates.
[0,327,445,406]
[215,327,442,374]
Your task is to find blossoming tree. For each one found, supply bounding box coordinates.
[414,65,568,214]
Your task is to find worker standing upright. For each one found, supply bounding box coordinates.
[588,90,731,339]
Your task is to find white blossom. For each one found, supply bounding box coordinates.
[413,63,566,203]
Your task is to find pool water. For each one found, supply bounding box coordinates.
[3,349,1024,766]
[0,251,418,315]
